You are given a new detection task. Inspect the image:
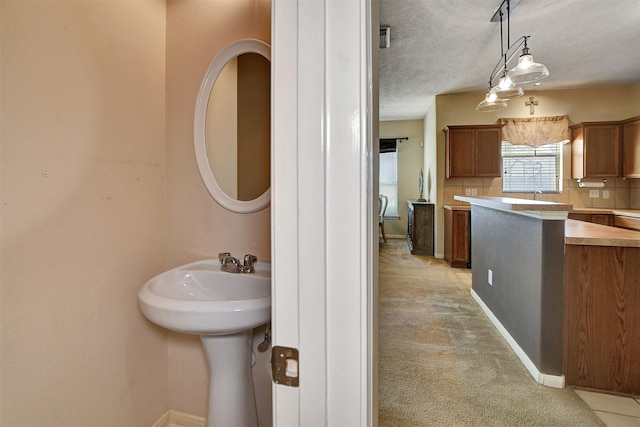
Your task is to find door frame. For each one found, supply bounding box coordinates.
[271,0,378,424]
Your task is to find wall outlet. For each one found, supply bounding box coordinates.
[471,188,477,196]
[589,189,599,198]
[603,190,610,199]
[465,188,471,196]
[488,269,493,286]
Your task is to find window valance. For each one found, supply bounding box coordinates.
[500,115,569,148]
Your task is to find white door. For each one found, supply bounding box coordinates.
[271,0,378,425]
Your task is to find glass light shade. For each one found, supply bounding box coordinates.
[476,92,507,112]
[506,53,549,84]
[489,76,524,101]
[491,85,524,101]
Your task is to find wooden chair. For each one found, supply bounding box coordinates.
[379,194,388,243]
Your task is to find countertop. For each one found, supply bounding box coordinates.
[454,196,572,219]
[443,204,470,211]
[571,207,640,219]
[565,219,640,247]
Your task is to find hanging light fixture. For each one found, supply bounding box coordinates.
[477,89,508,111]
[489,71,524,100]
[506,38,550,84]
[476,0,549,111]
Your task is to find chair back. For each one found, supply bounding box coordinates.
[378,194,388,222]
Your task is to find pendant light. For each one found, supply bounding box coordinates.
[489,71,524,100]
[506,40,550,84]
[477,87,508,111]
[476,0,549,111]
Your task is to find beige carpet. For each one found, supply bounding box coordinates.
[378,239,605,426]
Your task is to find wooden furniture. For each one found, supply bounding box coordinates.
[378,194,388,242]
[443,125,503,178]
[571,121,621,178]
[564,220,640,396]
[444,205,471,268]
[407,201,434,255]
[622,116,640,178]
[614,214,640,231]
[567,212,613,226]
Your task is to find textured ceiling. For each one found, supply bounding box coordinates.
[379,0,640,121]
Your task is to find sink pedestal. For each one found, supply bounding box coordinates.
[201,331,258,427]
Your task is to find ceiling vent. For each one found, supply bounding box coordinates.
[380,26,390,49]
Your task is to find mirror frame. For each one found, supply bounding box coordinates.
[194,39,271,213]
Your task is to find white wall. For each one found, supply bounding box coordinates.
[1,2,168,425]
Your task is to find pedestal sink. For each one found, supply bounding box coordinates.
[138,259,271,427]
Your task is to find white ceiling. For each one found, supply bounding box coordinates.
[379,0,640,121]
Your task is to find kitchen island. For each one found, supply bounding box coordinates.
[455,196,572,387]
[456,196,640,395]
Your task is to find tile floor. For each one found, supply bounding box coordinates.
[575,389,640,427]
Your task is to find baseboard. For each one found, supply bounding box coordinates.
[152,410,206,427]
[470,289,565,389]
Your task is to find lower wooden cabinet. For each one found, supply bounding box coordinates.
[568,213,613,226]
[564,244,640,395]
[407,201,434,255]
[444,206,471,268]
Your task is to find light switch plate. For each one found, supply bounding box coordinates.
[589,189,599,198]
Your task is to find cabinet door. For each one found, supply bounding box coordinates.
[584,125,620,177]
[623,118,640,178]
[475,128,502,177]
[446,129,475,177]
[451,210,470,267]
[592,214,613,226]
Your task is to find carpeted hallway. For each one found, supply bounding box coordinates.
[378,239,605,426]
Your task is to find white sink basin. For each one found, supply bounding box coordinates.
[138,259,271,335]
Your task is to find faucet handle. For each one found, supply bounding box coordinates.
[242,254,258,273]
[218,252,232,263]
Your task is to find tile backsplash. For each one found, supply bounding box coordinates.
[444,177,640,210]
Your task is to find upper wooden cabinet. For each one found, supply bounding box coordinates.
[571,122,621,179]
[622,116,640,178]
[444,125,503,178]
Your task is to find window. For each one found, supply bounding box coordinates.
[502,141,562,193]
[379,151,398,217]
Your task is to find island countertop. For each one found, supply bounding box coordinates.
[454,196,573,219]
[565,219,640,247]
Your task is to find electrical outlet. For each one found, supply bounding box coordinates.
[465,188,471,196]
[589,189,599,198]
[488,269,493,286]
[603,190,610,199]
[471,188,477,196]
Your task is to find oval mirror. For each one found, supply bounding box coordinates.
[194,39,271,213]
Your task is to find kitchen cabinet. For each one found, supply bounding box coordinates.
[444,125,503,178]
[567,213,613,226]
[444,206,470,268]
[571,122,621,179]
[614,215,640,232]
[622,116,640,178]
[407,201,434,255]
[565,243,640,396]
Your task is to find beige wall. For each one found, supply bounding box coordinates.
[433,85,640,255]
[166,0,271,418]
[379,120,425,237]
[1,1,168,426]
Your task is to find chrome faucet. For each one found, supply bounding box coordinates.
[243,254,258,273]
[533,189,543,200]
[218,252,258,273]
